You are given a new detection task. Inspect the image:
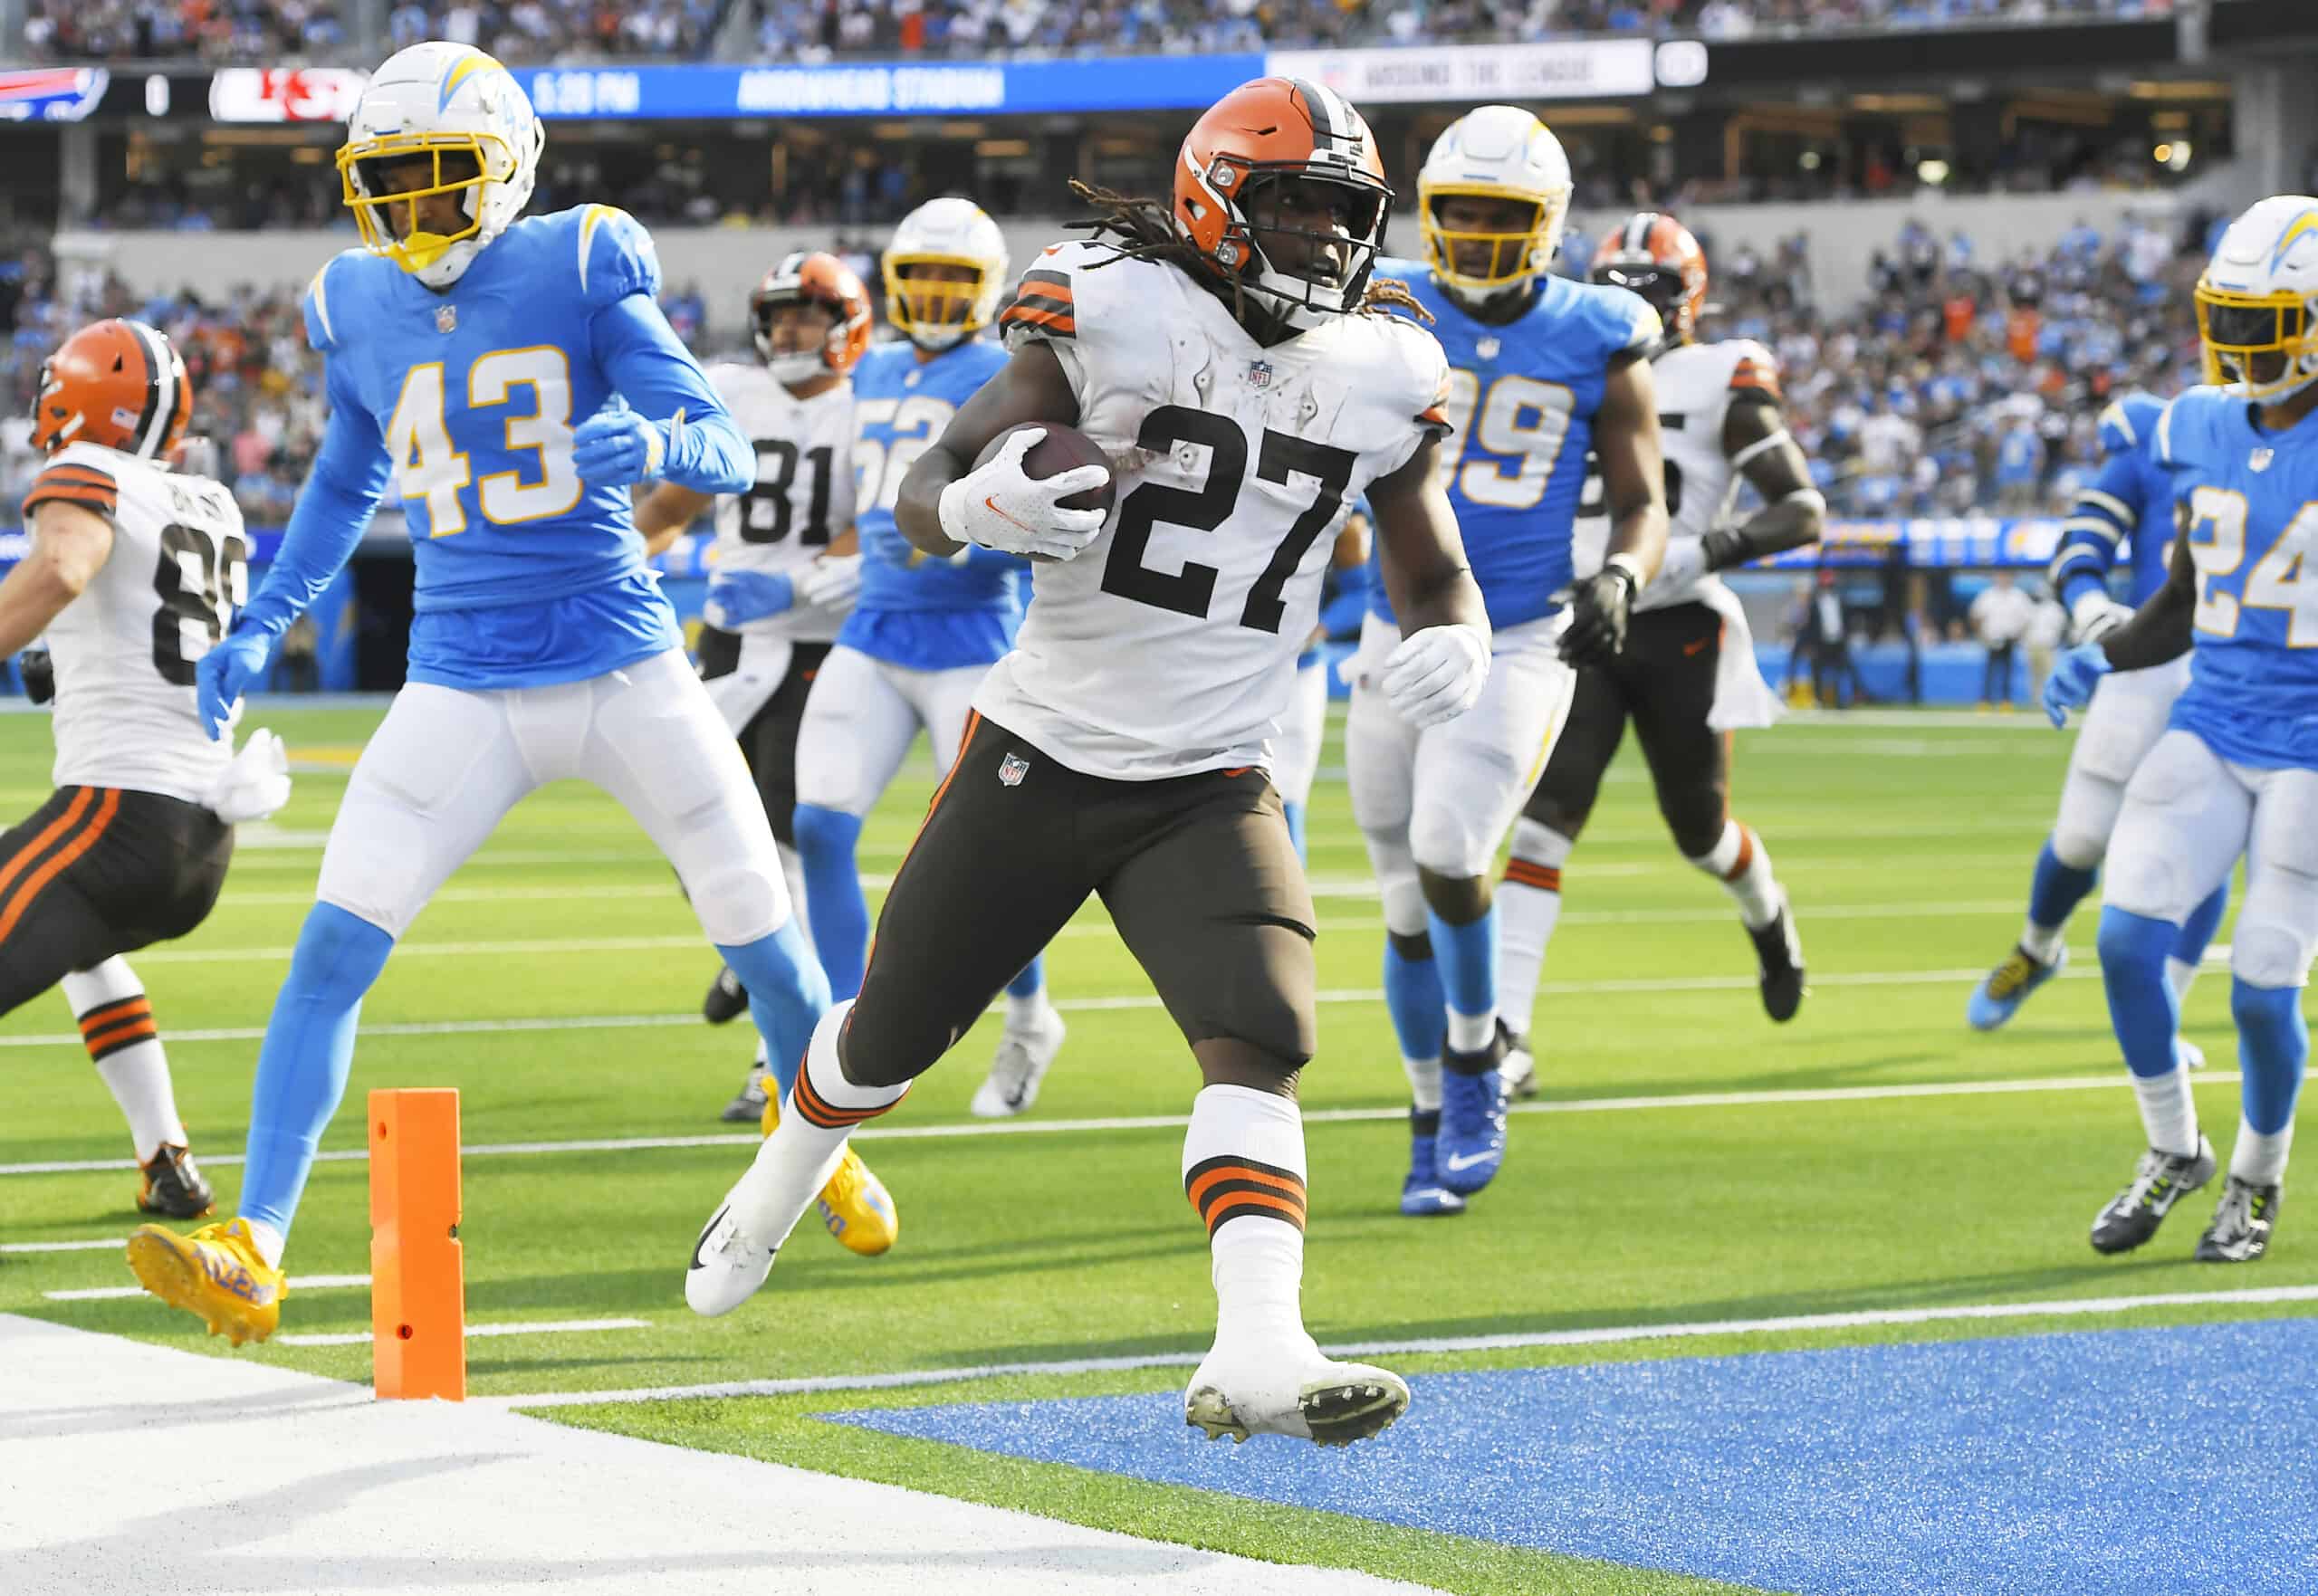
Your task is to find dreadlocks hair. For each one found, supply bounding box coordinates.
[1064,179,1432,328]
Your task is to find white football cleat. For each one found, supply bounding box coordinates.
[971,1007,1066,1118]
[1500,1032,1538,1099]
[2179,1037,2208,1071]
[685,1197,776,1317]
[1183,1336,1410,1448]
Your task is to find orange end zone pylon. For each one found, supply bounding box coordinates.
[369,1087,465,1400]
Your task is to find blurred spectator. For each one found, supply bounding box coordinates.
[1968,571,2035,709]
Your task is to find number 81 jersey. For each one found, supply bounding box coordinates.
[2157,385,2318,770]
[981,240,1452,780]
[704,360,855,641]
[1371,259,1662,631]
[23,443,247,802]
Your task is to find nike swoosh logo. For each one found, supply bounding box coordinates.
[1442,1151,1497,1172]
[983,495,1039,535]
[1682,636,1712,655]
[690,1205,728,1271]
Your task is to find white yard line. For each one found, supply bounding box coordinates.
[0,1237,128,1254]
[45,1272,371,1302]
[0,1067,2235,1178]
[273,1317,648,1348]
[486,1284,2318,1410]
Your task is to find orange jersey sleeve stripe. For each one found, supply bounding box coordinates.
[1729,358,1783,399]
[24,464,120,516]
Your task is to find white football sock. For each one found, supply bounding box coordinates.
[244,1218,286,1269]
[1690,820,1783,931]
[777,842,815,959]
[1402,1054,1442,1113]
[1497,818,1571,1040]
[1183,1085,1310,1349]
[1004,986,1054,1030]
[731,1002,904,1245]
[2229,1116,2294,1186]
[2131,1065,2201,1160]
[62,959,185,1163]
[2020,918,2069,966]
[1444,1008,1495,1055]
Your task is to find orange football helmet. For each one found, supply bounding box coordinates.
[751,251,872,385]
[1591,213,1710,343]
[32,319,194,460]
[1173,76,1393,329]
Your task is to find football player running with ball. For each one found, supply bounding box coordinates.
[126,43,831,1345]
[1498,214,1821,1098]
[2047,195,2318,1265]
[0,319,292,1220]
[1351,110,1671,1218]
[686,77,1489,1447]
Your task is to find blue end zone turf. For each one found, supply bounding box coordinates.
[829,1321,2318,1596]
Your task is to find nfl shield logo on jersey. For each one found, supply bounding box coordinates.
[1246,359,1273,389]
[436,305,457,334]
[998,752,1030,787]
[1476,336,1501,361]
[2251,447,2275,473]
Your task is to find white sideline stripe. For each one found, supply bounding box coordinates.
[1,1238,131,1253]
[44,1272,370,1301]
[274,1316,648,1348]
[2,1069,2237,1178]
[490,1285,2318,1410]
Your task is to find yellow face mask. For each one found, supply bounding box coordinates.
[338,132,507,276]
[2195,276,2317,399]
[1418,185,1559,297]
[881,254,991,345]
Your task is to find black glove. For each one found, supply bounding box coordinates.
[1558,565,1638,668]
[18,648,53,706]
[1700,527,1745,573]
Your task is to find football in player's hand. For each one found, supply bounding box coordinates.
[974,423,1115,561]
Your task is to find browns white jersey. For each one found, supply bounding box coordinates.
[704,361,857,642]
[1574,338,1781,612]
[981,240,1451,780]
[24,442,247,803]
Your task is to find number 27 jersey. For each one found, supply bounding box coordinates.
[24,442,247,803]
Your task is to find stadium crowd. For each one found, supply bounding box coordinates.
[0,204,2213,534]
[24,0,2185,62]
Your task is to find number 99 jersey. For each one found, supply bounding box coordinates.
[703,360,856,642]
[23,443,248,802]
[2157,385,2318,770]
[979,239,1451,780]
[1369,258,1662,631]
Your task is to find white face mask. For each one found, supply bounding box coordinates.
[765,349,827,386]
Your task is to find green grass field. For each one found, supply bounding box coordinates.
[3,700,2307,1595]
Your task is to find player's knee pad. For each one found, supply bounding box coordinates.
[2231,903,2318,990]
[1360,828,1428,938]
[2050,768,2125,871]
[685,857,790,948]
[1407,801,1494,882]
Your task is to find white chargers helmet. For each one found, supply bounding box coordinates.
[1417,105,1573,305]
[2197,195,2318,403]
[882,196,1009,352]
[336,43,544,291]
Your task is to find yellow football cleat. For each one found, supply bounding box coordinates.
[763,1085,899,1257]
[125,1217,287,1347]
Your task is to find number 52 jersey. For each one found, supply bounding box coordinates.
[981,239,1452,780]
[703,360,856,642]
[23,442,248,802]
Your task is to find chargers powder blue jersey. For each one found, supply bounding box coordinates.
[2051,393,2175,608]
[842,338,1023,671]
[2157,385,2318,770]
[1365,261,1661,633]
[287,203,743,689]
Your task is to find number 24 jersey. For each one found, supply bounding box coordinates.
[23,443,247,803]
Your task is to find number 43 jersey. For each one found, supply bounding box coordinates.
[983,239,1452,780]
[23,443,248,803]
[704,361,856,643]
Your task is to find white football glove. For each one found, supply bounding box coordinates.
[936,427,1110,561]
[798,552,862,609]
[202,727,292,824]
[2070,589,2133,645]
[1381,623,1490,730]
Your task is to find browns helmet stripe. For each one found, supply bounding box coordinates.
[124,320,168,458]
[1623,212,1660,253]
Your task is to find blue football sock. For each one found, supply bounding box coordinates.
[2026,840,2099,940]
[792,803,868,1002]
[2098,906,2183,1080]
[2232,978,2308,1136]
[1382,937,1445,1065]
[1005,956,1044,1001]
[2174,881,2230,970]
[1425,905,1499,1041]
[719,916,829,1101]
[1283,800,1308,864]
[239,903,396,1241]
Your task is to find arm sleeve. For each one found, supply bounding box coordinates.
[589,292,753,497]
[238,358,388,641]
[2046,451,2139,609]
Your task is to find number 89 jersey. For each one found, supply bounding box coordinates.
[2157,386,2318,771]
[703,360,856,642]
[1370,259,1662,631]
[23,443,247,803]
[980,240,1451,780]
